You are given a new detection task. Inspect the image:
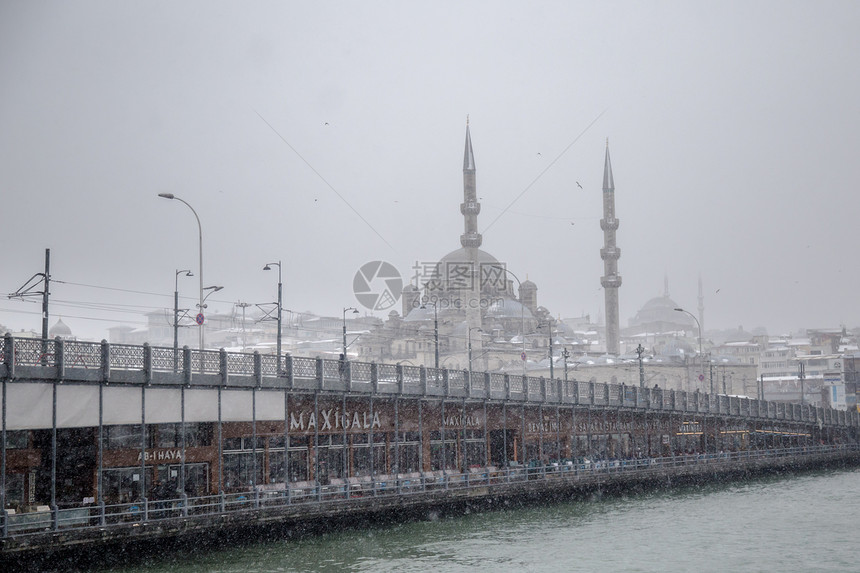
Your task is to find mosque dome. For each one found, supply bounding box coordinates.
[49,318,73,339]
[485,298,534,321]
[628,294,695,333]
[437,246,500,267]
[421,247,511,297]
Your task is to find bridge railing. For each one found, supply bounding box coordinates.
[1,444,856,543]
[2,334,858,430]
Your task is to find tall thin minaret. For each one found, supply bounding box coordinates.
[460,118,483,363]
[461,117,481,249]
[600,140,622,355]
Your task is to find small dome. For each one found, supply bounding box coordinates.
[485,298,534,320]
[629,295,694,330]
[403,305,437,322]
[49,318,73,338]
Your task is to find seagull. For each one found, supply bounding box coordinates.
[576,181,582,189]
[325,122,329,126]
[570,222,575,226]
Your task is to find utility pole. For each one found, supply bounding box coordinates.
[8,248,51,362]
[799,361,806,405]
[562,347,570,384]
[236,302,252,351]
[42,249,50,342]
[173,269,193,371]
[709,358,714,395]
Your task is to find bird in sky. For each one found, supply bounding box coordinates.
[576,181,583,189]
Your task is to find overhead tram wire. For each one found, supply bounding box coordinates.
[52,279,176,300]
[254,110,396,253]
[481,108,608,236]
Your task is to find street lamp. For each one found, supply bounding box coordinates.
[635,343,646,388]
[159,193,204,352]
[674,307,704,393]
[201,286,223,349]
[173,269,193,370]
[538,322,557,380]
[468,327,483,371]
[562,347,571,383]
[420,301,439,369]
[263,261,283,372]
[342,307,359,360]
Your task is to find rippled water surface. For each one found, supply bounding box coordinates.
[100,468,858,573]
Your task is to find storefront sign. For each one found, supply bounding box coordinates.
[528,419,560,433]
[443,413,482,428]
[136,449,182,462]
[289,409,381,432]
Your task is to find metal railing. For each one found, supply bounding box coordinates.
[2,444,855,541]
[1,334,858,429]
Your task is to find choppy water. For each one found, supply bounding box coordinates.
[90,468,859,572]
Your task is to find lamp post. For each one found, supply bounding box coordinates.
[468,327,483,371]
[200,286,223,349]
[342,307,359,360]
[538,321,556,379]
[159,193,204,352]
[420,301,439,369]
[263,261,283,372]
[202,286,223,305]
[174,269,193,369]
[562,347,570,383]
[635,343,646,388]
[674,307,703,393]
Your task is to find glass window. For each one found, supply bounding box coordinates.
[268,435,286,449]
[102,425,151,450]
[102,466,154,504]
[4,473,26,509]
[269,450,286,483]
[396,444,420,474]
[288,448,308,482]
[352,445,371,476]
[223,452,264,490]
[223,437,243,451]
[6,430,29,449]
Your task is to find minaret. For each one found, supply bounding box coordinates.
[461,117,481,249]
[460,118,483,364]
[600,140,622,355]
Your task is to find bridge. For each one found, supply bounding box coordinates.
[1,334,858,555]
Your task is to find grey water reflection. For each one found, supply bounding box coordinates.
[111,468,859,573]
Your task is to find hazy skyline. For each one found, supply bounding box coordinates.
[2,1,859,342]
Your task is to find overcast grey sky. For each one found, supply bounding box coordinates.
[2,1,859,341]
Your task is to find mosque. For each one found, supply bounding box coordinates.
[356,122,614,372]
